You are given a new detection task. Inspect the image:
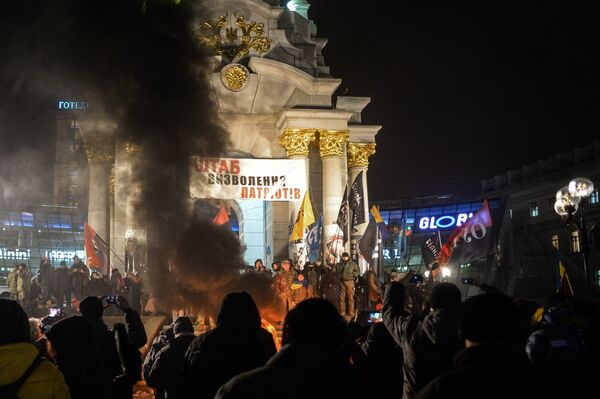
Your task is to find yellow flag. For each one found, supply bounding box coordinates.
[290,191,315,242]
[371,205,384,223]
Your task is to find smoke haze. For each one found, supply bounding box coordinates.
[1,0,282,319]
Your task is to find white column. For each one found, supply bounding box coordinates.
[279,129,316,263]
[348,142,376,273]
[84,138,114,243]
[319,130,349,263]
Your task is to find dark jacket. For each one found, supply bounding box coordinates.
[383,282,462,399]
[525,312,592,399]
[322,268,340,302]
[416,345,535,399]
[86,278,108,297]
[45,316,111,399]
[143,328,174,399]
[85,308,147,398]
[361,322,404,398]
[215,343,368,399]
[53,267,71,294]
[183,326,276,399]
[183,293,276,399]
[147,333,195,399]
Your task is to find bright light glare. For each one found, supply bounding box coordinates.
[286,1,296,11]
[441,267,451,278]
[424,270,431,278]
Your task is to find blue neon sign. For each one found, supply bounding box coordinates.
[57,101,90,110]
[417,212,474,231]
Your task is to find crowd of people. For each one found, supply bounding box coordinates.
[261,252,372,321]
[5,256,144,317]
[2,254,600,399]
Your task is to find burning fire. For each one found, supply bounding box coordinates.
[261,319,280,351]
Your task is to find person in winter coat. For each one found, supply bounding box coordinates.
[383,282,463,399]
[70,261,88,300]
[86,272,108,297]
[307,262,319,298]
[53,261,72,307]
[147,317,196,399]
[525,293,592,399]
[274,260,295,312]
[16,263,32,305]
[182,292,276,399]
[110,268,125,296]
[38,257,54,300]
[79,295,147,399]
[215,298,367,399]
[335,253,360,319]
[416,294,535,399]
[364,268,381,309]
[8,264,19,300]
[0,299,70,399]
[143,326,175,399]
[321,263,341,311]
[46,315,111,399]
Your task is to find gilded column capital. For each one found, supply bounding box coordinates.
[318,130,349,158]
[83,137,114,163]
[347,142,376,168]
[279,129,317,157]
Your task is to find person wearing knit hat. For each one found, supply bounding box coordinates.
[147,317,196,399]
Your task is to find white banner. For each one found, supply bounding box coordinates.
[190,157,307,201]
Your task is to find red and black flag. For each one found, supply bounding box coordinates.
[438,200,495,267]
[84,223,110,277]
[350,171,366,232]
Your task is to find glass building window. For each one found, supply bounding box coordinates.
[590,190,599,205]
[530,202,539,217]
[551,234,559,250]
[570,231,580,253]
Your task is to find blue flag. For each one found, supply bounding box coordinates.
[307,215,323,262]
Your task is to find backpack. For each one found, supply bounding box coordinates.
[0,353,42,399]
[113,323,142,385]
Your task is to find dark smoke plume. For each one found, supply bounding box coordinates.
[1,1,282,318]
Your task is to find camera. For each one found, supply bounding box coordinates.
[409,273,423,284]
[462,277,475,285]
[48,308,63,317]
[368,312,382,323]
[105,296,119,305]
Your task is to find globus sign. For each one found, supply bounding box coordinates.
[417,212,474,231]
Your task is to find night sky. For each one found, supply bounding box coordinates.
[1,1,598,205]
[308,0,599,200]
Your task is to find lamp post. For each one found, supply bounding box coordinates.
[554,177,595,301]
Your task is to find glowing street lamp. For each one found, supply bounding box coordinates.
[554,177,595,300]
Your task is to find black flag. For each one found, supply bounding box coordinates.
[336,186,349,244]
[421,231,441,270]
[350,171,366,232]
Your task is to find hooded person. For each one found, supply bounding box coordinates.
[215,298,367,399]
[525,293,592,399]
[183,292,276,399]
[417,294,535,399]
[0,299,70,399]
[143,325,175,399]
[383,282,463,399]
[79,295,147,399]
[147,317,196,399]
[45,316,110,399]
